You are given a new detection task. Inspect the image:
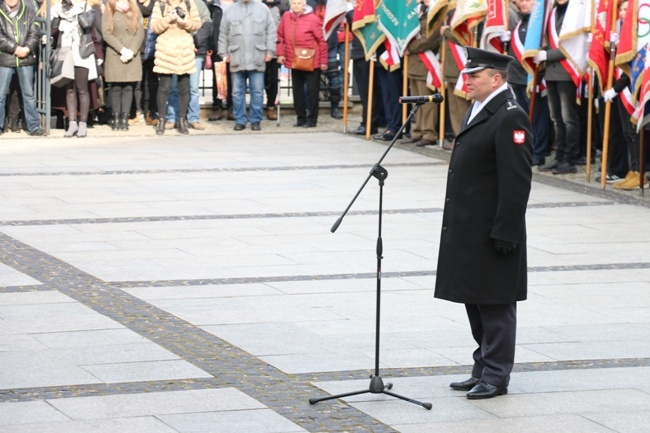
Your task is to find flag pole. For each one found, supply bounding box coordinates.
[366,59,375,140]
[641,125,646,195]
[402,55,409,125]
[528,0,548,122]
[600,9,620,189]
[586,69,594,182]
[343,21,351,133]
[438,42,447,147]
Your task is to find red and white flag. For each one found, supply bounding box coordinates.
[587,0,616,92]
[379,38,401,70]
[450,0,487,46]
[449,42,469,97]
[480,0,508,53]
[419,50,443,89]
[548,0,591,89]
[323,0,348,40]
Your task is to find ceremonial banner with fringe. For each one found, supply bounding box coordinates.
[548,0,591,88]
[588,0,616,92]
[376,0,420,56]
[427,0,449,37]
[480,0,508,53]
[352,0,386,60]
[450,0,487,46]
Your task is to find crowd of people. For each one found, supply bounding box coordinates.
[1,0,647,189]
[0,0,347,136]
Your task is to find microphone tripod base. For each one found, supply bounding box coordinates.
[309,375,433,410]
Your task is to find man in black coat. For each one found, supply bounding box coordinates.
[434,47,533,399]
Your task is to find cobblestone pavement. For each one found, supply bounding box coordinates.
[1,112,649,433]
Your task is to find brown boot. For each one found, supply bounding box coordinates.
[266,106,277,121]
[614,171,649,190]
[145,111,159,126]
[227,107,234,121]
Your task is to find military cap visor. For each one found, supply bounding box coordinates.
[461,46,514,74]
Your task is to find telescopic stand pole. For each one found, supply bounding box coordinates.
[309,102,433,410]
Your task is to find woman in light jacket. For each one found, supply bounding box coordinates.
[102,0,145,131]
[150,0,200,135]
[50,0,100,137]
[276,0,326,127]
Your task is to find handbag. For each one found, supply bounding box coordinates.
[50,46,75,87]
[79,30,95,58]
[77,4,96,30]
[291,19,315,72]
[292,46,315,72]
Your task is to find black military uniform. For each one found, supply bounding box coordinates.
[434,47,533,399]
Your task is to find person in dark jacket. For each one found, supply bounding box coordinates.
[0,0,45,136]
[434,47,532,400]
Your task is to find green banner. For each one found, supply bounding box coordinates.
[376,0,420,56]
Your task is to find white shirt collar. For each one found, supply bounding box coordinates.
[467,82,510,124]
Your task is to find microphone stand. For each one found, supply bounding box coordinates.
[309,102,433,410]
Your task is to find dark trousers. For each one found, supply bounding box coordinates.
[510,83,552,163]
[158,74,189,119]
[109,82,135,113]
[353,58,385,130]
[291,69,320,125]
[547,80,581,165]
[264,58,279,108]
[142,58,158,115]
[466,303,517,388]
[376,65,402,132]
[606,100,630,177]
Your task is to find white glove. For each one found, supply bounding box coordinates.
[603,88,617,102]
[533,50,547,64]
[610,32,619,45]
[120,47,134,61]
[499,31,511,43]
[96,58,103,66]
[120,54,131,63]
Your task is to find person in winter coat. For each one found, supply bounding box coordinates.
[434,47,532,400]
[218,0,276,131]
[0,0,45,136]
[150,0,201,135]
[262,0,281,121]
[276,0,326,127]
[101,0,145,131]
[50,0,101,138]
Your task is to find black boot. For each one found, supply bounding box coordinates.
[111,112,119,131]
[155,116,165,135]
[177,118,189,135]
[119,112,129,131]
[331,106,342,119]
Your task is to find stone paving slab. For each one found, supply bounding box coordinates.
[1,131,649,433]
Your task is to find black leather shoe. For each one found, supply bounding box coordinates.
[251,122,261,131]
[538,159,560,172]
[532,157,545,166]
[234,123,246,131]
[294,121,306,127]
[450,377,480,391]
[466,381,507,399]
[331,107,343,119]
[303,122,316,128]
[552,162,577,175]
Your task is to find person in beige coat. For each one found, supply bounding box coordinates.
[150,0,200,134]
[102,0,145,131]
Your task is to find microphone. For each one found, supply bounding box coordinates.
[399,94,444,104]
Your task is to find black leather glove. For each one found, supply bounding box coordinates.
[493,239,517,256]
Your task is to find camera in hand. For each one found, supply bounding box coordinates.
[175,6,185,18]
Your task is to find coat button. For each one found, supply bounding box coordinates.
[442,226,447,232]
[448,169,453,174]
[446,198,450,203]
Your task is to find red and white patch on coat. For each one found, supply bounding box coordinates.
[513,130,526,145]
